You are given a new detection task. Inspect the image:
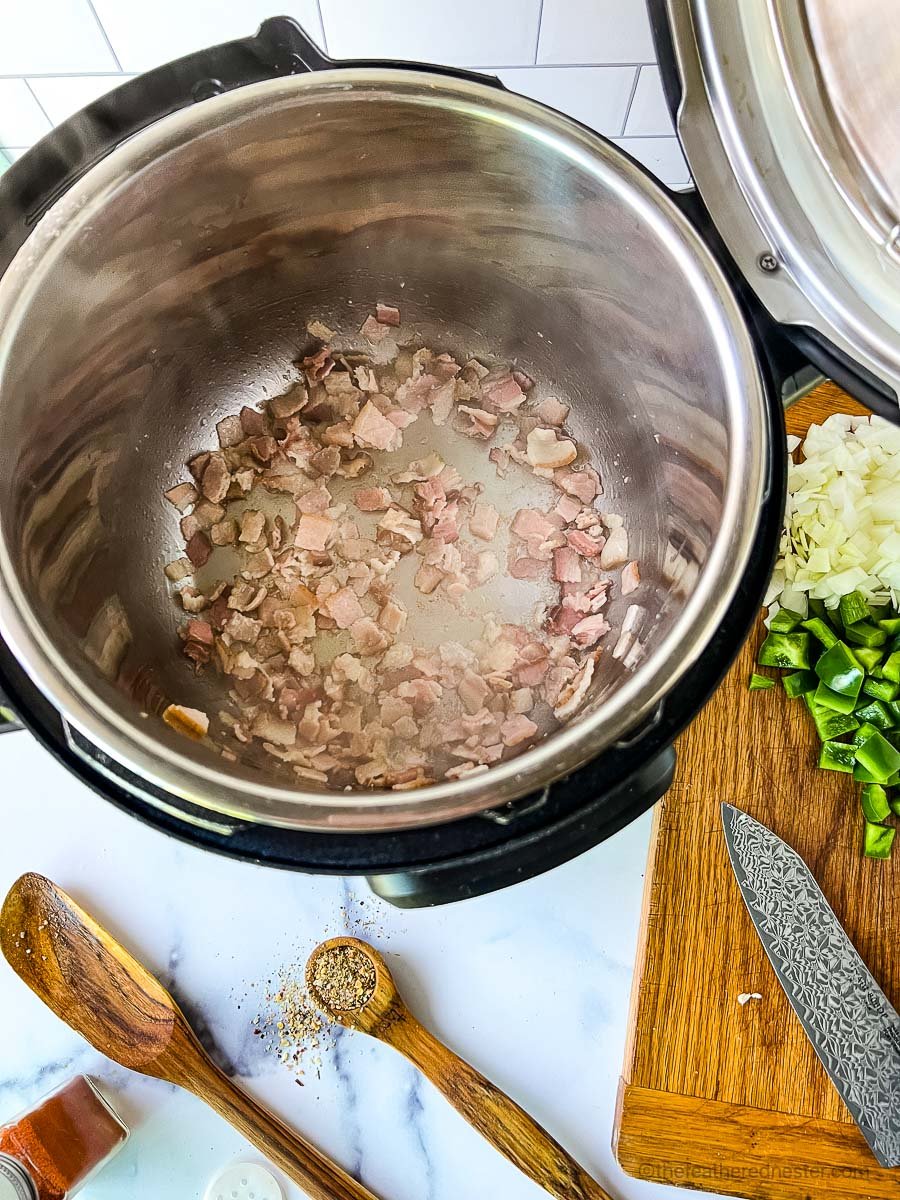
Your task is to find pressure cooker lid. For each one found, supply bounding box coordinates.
[662,0,900,407]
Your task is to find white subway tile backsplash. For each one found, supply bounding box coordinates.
[0,80,52,146]
[538,0,655,65]
[321,0,541,67]
[0,0,117,74]
[615,136,690,187]
[89,0,325,74]
[623,65,672,136]
[498,66,637,136]
[27,74,132,125]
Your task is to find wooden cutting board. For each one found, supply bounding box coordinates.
[614,381,900,1200]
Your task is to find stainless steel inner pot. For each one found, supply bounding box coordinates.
[0,70,767,831]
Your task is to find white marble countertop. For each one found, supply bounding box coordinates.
[0,731,707,1200]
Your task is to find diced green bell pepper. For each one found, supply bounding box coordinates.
[814,641,864,697]
[811,706,859,741]
[855,762,890,783]
[839,590,870,626]
[854,647,884,673]
[890,795,900,818]
[852,721,880,746]
[769,607,806,633]
[814,681,858,714]
[882,650,900,684]
[782,670,817,698]
[861,784,891,822]
[758,631,811,670]
[862,676,900,703]
[802,618,839,649]
[853,699,894,730]
[855,731,900,782]
[845,621,888,648]
[749,673,775,691]
[819,741,857,772]
[864,822,895,859]
[878,617,900,636]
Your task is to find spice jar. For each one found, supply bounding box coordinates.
[0,1077,128,1199]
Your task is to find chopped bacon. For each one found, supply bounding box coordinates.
[489,446,510,477]
[571,613,610,647]
[534,397,570,426]
[185,531,211,568]
[322,587,366,629]
[394,452,444,483]
[377,506,423,549]
[599,525,628,568]
[557,466,601,504]
[163,704,209,740]
[165,557,193,582]
[458,405,498,439]
[269,382,308,419]
[526,427,577,469]
[351,400,402,451]
[360,314,391,343]
[301,345,334,383]
[512,508,556,544]
[552,547,582,584]
[294,513,335,552]
[350,617,391,656]
[296,487,332,514]
[501,714,538,747]
[378,598,407,635]
[311,445,341,477]
[621,560,641,594]
[482,371,526,413]
[239,510,266,544]
[509,553,545,580]
[429,379,457,425]
[354,486,393,512]
[165,482,198,511]
[469,502,499,542]
[566,529,603,557]
[375,302,401,326]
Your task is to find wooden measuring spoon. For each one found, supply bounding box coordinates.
[306,937,615,1200]
[0,873,379,1200]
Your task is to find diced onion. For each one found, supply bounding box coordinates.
[768,413,900,614]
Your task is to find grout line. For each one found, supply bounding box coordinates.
[619,65,642,137]
[22,78,53,129]
[84,0,124,72]
[533,0,545,65]
[316,0,329,55]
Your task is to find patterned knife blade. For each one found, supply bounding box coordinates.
[721,803,900,1167]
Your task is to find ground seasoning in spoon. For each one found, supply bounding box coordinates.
[308,945,376,1012]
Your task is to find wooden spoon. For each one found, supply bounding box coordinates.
[0,873,379,1200]
[306,937,615,1200]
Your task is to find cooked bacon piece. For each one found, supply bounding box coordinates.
[210,518,238,546]
[378,598,407,635]
[165,557,193,582]
[377,506,423,549]
[621,560,641,595]
[414,562,444,594]
[429,379,457,425]
[376,302,401,326]
[294,513,335,552]
[322,587,365,629]
[188,451,211,483]
[534,397,570,426]
[296,487,332,514]
[354,486,393,512]
[351,400,401,451]
[489,446,510,477]
[557,466,601,504]
[554,494,582,524]
[554,655,596,720]
[215,414,245,448]
[225,612,262,644]
[307,319,335,340]
[251,712,296,746]
[501,714,538,747]
[163,704,209,739]
[566,529,603,557]
[482,371,526,413]
[510,687,534,714]
[237,406,265,437]
[165,482,198,511]
[613,604,645,661]
[509,553,545,580]
[301,345,334,383]
[458,405,498,439]
[469,502,499,541]
[269,382,308,420]
[571,613,610,647]
[239,510,266,544]
[526,427,577,470]
[552,546,582,584]
[185,531,211,568]
[458,668,490,715]
[395,452,444,483]
[512,508,556,544]
[241,548,275,579]
[473,551,498,585]
[360,314,391,343]
[599,525,628,568]
[249,435,277,464]
[349,617,390,656]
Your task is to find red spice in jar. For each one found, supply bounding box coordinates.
[0,1076,128,1198]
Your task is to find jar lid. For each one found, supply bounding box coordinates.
[0,1156,37,1200]
[663,0,900,404]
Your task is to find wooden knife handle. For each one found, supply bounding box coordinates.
[384,1012,614,1200]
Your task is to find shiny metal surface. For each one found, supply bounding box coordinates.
[666,0,900,405]
[722,804,900,1167]
[0,70,766,831]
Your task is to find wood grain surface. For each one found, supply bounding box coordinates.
[615,382,900,1199]
[0,874,381,1200]
[309,937,615,1200]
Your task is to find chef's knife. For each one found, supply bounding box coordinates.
[721,802,900,1167]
